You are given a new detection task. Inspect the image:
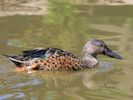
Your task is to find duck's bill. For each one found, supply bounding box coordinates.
[104,47,123,60]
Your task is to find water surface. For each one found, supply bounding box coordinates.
[0,0,133,100]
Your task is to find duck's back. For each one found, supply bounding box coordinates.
[6,48,83,70]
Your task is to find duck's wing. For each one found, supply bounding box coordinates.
[5,48,78,67]
[21,47,78,60]
[5,48,48,66]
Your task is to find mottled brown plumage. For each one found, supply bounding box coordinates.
[31,56,81,70]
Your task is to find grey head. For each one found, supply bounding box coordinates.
[82,39,123,66]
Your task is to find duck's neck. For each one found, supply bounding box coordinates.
[82,53,98,67]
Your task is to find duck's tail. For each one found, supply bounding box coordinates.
[4,55,24,67]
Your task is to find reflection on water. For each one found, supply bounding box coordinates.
[0,0,133,100]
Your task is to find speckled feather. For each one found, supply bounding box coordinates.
[27,55,85,70]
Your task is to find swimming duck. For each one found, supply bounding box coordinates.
[5,39,122,71]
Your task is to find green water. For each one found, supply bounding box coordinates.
[0,0,133,100]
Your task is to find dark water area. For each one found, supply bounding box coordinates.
[0,0,133,100]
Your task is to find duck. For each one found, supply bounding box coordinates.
[5,39,123,71]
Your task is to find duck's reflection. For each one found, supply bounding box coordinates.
[0,62,122,99]
[9,61,115,89]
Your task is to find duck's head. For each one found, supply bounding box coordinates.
[82,39,123,59]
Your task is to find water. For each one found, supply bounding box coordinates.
[0,0,133,100]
